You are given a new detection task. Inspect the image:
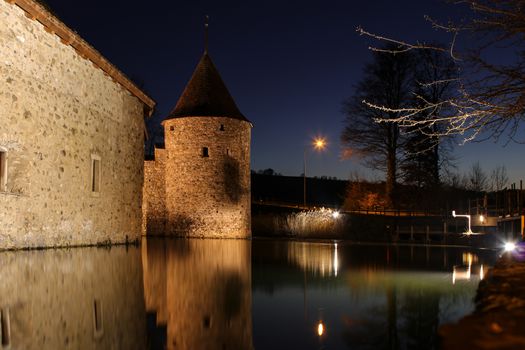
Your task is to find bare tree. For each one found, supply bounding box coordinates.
[468,161,488,191]
[341,46,414,207]
[357,1,525,144]
[490,165,509,191]
[442,168,469,189]
[401,48,458,188]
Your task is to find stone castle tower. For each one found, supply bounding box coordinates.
[143,50,252,238]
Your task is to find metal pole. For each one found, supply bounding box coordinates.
[303,147,306,207]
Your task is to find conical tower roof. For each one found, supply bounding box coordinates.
[166,53,249,122]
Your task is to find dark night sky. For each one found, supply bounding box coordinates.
[41,0,525,184]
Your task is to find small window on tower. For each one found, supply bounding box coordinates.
[219,124,225,131]
[0,150,6,192]
[90,155,101,194]
[169,126,175,131]
[202,147,209,158]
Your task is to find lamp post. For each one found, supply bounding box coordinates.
[303,137,327,207]
[452,210,473,235]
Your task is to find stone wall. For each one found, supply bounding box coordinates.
[143,148,166,235]
[0,1,146,248]
[144,116,251,238]
[0,246,147,349]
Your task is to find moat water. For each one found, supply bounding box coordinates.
[0,238,500,349]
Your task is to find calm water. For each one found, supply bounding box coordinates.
[0,239,499,349]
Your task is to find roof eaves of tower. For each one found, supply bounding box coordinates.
[7,0,156,116]
[166,53,250,123]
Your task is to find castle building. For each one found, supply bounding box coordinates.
[0,0,155,249]
[143,51,252,238]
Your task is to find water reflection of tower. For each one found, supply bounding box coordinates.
[142,239,253,350]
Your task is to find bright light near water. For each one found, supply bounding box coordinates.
[504,242,516,252]
[332,211,340,219]
[317,322,324,336]
[479,215,485,223]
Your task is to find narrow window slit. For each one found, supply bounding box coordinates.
[0,150,7,192]
[91,155,101,193]
[202,147,209,157]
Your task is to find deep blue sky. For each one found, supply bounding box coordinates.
[42,0,525,185]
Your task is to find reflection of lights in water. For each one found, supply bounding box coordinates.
[288,242,340,277]
[317,321,324,336]
[334,243,339,277]
[452,255,472,285]
[504,242,516,252]
[462,252,479,265]
[480,264,484,280]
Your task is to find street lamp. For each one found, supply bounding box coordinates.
[304,137,327,207]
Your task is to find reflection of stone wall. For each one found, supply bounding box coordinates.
[143,117,251,238]
[0,246,146,349]
[287,241,339,277]
[142,238,168,324]
[0,1,146,248]
[142,238,253,349]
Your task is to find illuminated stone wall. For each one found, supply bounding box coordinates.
[0,246,146,349]
[143,149,166,235]
[143,116,251,238]
[0,0,146,248]
[142,238,253,349]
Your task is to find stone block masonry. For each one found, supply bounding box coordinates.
[143,117,251,238]
[0,0,153,248]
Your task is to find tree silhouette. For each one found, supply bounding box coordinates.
[342,45,414,207]
[401,49,458,189]
[357,1,525,144]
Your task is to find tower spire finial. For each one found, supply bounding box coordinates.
[204,15,209,53]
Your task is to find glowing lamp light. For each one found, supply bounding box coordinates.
[332,211,340,219]
[452,210,473,235]
[313,137,327,150]
[504,242,516,252]
[479,215,485,224]
[317,321,324,336]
